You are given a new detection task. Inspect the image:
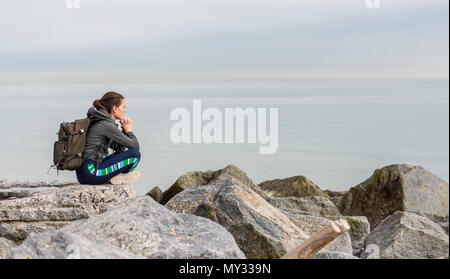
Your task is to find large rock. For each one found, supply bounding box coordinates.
[146,186,163,203]
[0,179,74,189]
[0,237,16,259]
[12,231,140,259]
[166,178,310,259]
[360,244,380,259]
[61,196,245,259]
[312,250,359,259]
[410,211,449,235]
[282,213,353,254]
[265,196,341,217]
[258,175,328,198]
[326,215,370,256]
[0,183,135,241]
[337,164,449,229]
[264,196,352,254]
[264,195,369,255]
[323,190,347,206]
[161,164,264,204]
[365,211,449,259]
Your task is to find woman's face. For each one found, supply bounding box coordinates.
[112,99,126,120]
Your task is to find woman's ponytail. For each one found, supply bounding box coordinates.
[92,92,124,113]
[93,99,107,111]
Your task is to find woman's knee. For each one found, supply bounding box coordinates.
[127,148,141,160]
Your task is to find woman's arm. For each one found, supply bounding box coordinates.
[105,123,140,150]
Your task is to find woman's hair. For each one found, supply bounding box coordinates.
[93,91,124,113]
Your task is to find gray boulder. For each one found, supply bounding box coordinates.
[258,175,328,198]
[146,186,163,203]
[360,244,380,259]
[264,196,369,255]
[365,211,449,259]
[0,237,17,259]
[282,213,353,254]
[61,196,245,259]
[337,164,449,229]
[161,164,265,204]
[166,178,309,259]
[265,196,341,217]
[312,250,359,259]
[12,231,140,259]
[326,215,370,256]
[323,190,347,206]
[0,183,135,241]
[0,179,73,189]
[410,211,449,235]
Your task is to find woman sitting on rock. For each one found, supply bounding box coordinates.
[76,91,141,185]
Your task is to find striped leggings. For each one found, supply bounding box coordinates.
[76,148,141,185]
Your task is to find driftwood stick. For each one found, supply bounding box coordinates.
[281,219,351,259]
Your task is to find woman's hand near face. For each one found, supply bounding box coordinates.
[120,117,133,133]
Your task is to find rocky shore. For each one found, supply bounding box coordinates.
[0,163,448,259]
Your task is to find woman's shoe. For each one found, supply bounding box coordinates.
[109,171,141,185]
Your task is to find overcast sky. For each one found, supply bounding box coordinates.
[0,0,448,83]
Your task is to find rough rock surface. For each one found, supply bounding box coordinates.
[0,237,16,259]
[326,215,370,256]
[365,211,449,259]
[146,186,164,203]
[61,196,245,259]
[0,183,135,241]
[109,171,141,185]
[410,211,449,235]
[337,164,449,229]
[0,179,74,189]
[166,178,310,259]
[258,175,328,198]
[265,196,341,217]
[360,244,380,259]
[312,250,359,259]
[323,190,347,206]
[161,164,265,204]
[282,212,353,254]
[12,231,140,259]
[0,221,71,242]
[264,195,369,255]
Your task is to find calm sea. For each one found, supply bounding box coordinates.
[0,80,448,195]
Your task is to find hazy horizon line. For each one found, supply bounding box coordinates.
[0,70,448,85]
